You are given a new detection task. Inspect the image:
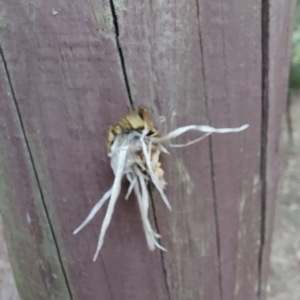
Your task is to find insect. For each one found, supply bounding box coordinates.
[74,107,249,261]
[106,107,158,153]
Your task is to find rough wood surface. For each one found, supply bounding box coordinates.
[0,48,72,299]
[0,0,294,300]
[259,0,296,299]
[116,1,262,299]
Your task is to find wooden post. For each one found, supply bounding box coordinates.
[0,0,294,299]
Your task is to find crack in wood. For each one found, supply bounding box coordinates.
[148,187,171,300]
[207,137,224,300]
[109,0,135,111]
[195,2,224,299]
[0,45,74,300]
[258,0,270,297]
[85,163,115,299]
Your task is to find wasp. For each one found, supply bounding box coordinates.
[106,107,158,153]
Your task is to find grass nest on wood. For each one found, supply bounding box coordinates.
[74,107,248,261]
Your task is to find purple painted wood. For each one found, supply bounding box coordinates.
[0,1,167,300]
[115,0,262,299]
[0,0,294,299]
[197,2,262,299]
[260,1,295,299]
[0,50,72,300]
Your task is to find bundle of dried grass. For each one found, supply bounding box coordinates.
[74,107,248,261]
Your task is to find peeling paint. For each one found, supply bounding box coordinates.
[112,0,127,13]
[252,174,259,194]
[26,212,32,224]
[239,193,246,215]
[91,0,128,36]
[234,281,240,296]
[0,7,7,32]
[91,0,114,35]
[176,158,194,195]
[22,0,41,22]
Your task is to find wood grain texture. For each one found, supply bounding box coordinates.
[197,2,262,299]
[0,1,167,299]
[0,50,71,300]
[259,0,296,299]
[115,0,262,299]
[0,0,294,300]
[114,1,221,299]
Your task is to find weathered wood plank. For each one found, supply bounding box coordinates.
[197,1,262,299]
[259,0,296,299]
[114,1,221,299]
[0,0,295,300]
[114,0,262,299]
[0,0,167,299]
[0,50,71,300]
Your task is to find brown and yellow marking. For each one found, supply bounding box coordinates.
[106,107,158,153]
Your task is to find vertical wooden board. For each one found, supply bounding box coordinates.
[0,0,293,300]
[0,53,71,299]
[116,1,222,299]
[112,0,262,299]
[260,0,295,298]
[0,0,168,299]
[197,1,262,299]
[114,0,266,300]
